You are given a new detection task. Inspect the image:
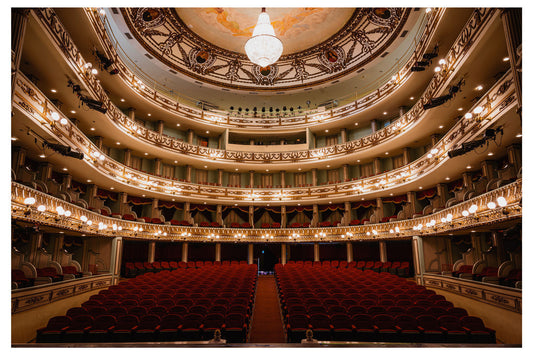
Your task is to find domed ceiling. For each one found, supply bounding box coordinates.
[174,8,355,55]
[121,7,411,91]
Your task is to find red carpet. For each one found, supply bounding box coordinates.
[249,275,286,343]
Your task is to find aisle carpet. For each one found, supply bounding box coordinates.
[249,275,286,343]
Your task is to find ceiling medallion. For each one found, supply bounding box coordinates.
[122,8,410,91]
[244,8,283,68]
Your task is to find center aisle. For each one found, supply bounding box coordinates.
[249,275,286,343]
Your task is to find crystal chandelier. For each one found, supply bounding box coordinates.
[245,8,283,67]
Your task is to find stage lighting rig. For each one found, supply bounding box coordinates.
[44,141,84,160]
[79,95,107,114]
[423,78,465,110]
[447,127,503,158]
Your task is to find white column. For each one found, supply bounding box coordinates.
[346,242,353,263]
[314,243,320,262]
[379,241,387,263]
[412,236,425,284]
[281,244,287,265]
[248,244,254,265]
[181,242,188,263]
[215,243,221,262]
[110,237,123,285]
[148,242,156,263]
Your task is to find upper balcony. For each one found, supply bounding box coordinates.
[18,8,510,171]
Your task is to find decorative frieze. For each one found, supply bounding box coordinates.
[423,274,522,313]
[11,275,112,314]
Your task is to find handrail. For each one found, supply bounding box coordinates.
[12,63,516,204]
[11,179,522,243]
[29,8,499,164]
[41,7,448,128]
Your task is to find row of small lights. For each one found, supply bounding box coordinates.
[20,194,511,239]
[412,197,508,231]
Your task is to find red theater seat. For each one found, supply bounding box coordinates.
[438,315,469,343]
[63,314,93,342]
[309,313,332,340]
[158,314,182,341]
[36,316,71,343]
[460,316,496,343]
[134,315,161,342]
[86,315,116,342]
[286,314,309,343]
[224,313,247,343]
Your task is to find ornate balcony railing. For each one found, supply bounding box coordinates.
[34,8,493,133]
[27,8,498,165]
[13,62,516,204]
[12,179,521,243]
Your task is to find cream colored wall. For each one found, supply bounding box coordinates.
[11,289,100,344]
[422,236,449,273]
[428,287,522,345]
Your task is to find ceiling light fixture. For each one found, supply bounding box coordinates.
[245,8,283,67]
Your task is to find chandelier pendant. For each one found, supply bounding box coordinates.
[245,8,283,68]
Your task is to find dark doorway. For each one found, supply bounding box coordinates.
[258,246,277,273]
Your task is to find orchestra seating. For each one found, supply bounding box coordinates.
[275,263,495,343]
[37,263,257,343]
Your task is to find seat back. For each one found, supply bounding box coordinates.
[138,315,161,330]
[45,316,71,330]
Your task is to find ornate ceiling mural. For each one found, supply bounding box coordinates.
[121,8,411,91]
[175,8,354,55]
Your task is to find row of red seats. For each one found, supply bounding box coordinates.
[123,260,249,277]
[38,265,257,343]
[36,312,248,343]
[285,313,495,343]
[275,264,495,343]
[283,260,410,276]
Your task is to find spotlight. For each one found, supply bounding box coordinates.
[79,95,107,114]
[423,94,452,109]
[415,60,430,67]
[423,45,439,60]
[44,142,84,160]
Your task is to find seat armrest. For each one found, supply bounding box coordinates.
[34,276,52,285]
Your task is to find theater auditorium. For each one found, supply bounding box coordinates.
[11,7,522,347]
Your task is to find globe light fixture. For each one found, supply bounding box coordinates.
[245,8,283,68]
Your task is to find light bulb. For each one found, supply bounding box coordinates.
[24,197,36,205]
[487,201,496,209]
[37,205,46,212]
[497,196,507,207]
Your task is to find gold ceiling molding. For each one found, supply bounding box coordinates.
[120,7,410,91]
